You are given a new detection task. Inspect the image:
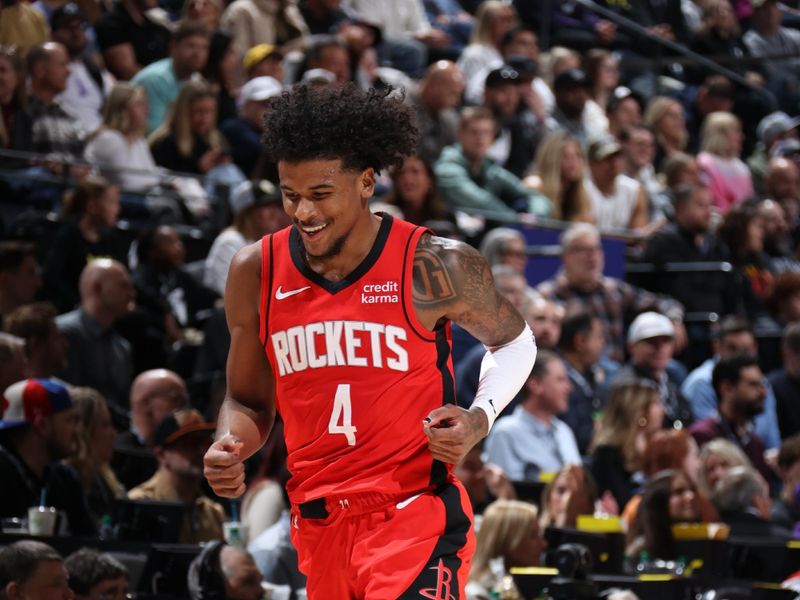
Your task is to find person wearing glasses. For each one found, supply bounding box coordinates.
[64,548,131,600]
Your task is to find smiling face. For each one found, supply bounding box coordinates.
[278,159,376,261]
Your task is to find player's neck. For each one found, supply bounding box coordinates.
[302,212,383,282]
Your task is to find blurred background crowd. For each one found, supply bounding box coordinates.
[4,0,800,598]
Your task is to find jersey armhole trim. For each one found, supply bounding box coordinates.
[258,234,273,346]
[402,226,438,343]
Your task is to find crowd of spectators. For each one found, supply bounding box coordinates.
[4,0,800,598]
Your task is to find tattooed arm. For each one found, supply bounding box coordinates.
[414,233,535,464]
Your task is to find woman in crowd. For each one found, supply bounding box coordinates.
[717,202,773,319]
[0,45,29,155]
[203,31,238,126]
[528,131,593,223]
[697,111,754,215]
[467,499,546,600]
[382,155,454,226]
[41,176,127,312]
[590,380,665,508]
[583,49,620,140]
[626,470,704,561]
[644,96,689,170]
[696,438,752,497]
[84,82,162,192]
[149,80,231,176]
[65,387,126,527]
[457,1,518,90]
[539,464,600,529]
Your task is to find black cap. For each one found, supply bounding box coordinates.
[485,66,520,89]
[152,409,215,448]
[554,68,590,90]
[505,55,537,79]
[50,2,86,30]
[607,86,644,113]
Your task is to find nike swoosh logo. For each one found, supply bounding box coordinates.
[396,493,422,510]
[275,286,311,300]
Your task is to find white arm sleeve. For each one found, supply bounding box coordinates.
[470,323,537,432]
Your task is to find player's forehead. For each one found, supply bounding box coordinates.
[278,158,359,191]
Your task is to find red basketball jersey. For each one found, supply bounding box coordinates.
[259,215,455,504]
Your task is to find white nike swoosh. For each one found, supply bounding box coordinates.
[275,285,311,300]
[396,493,422,510]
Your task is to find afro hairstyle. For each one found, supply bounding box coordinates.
[263,83,419,174]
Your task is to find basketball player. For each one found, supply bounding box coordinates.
[203,84,537,599]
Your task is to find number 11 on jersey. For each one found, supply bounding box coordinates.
[328,384,357,445]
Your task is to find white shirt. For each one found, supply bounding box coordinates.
[84,129,162,191]
[586,173,641,232]
[57,59,113,137]
[203,228,248,296]
[349,0,430,39]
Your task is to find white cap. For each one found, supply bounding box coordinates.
[301,68,336,85]
[229,179,280,216]
[237,76,283,110]
[627,312,675,344]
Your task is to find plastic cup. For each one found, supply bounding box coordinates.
[223,521,249,548]
[28,506,57,536]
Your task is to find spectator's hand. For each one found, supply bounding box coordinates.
[198,148,223,174]
[595,20,616,44]
[416,28,450,49]
[204,433,246,497]
[745,71,765,87]
[424,405,488,464]
[484,464,516,500]
[649,24,674,40]
[596,490,619,516]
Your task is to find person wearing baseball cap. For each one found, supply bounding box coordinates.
[203,179,289,296]
[0,378,96,536]
[552,68,591,146]
[242,44,284,81]
[748,111,800,192]
[128,408,225,543]
[220,76,283,178]
[611,312,694,428]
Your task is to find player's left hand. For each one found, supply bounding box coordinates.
[423,405,489,464]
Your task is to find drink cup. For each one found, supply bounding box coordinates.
[223,521,249,548]
[28,506,57,536]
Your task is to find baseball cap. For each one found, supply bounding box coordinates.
[505,55,537,80]
[607,86,644,113]
[301,68,336,85]
[554,68,590,91]
[628,312,675,344]
[153,408,215,448]
[0,378,73,430]
[485,66,520,89]
[757,111,800,146]
[50,2,87,30]
[229,179,282,217]
[770,138,800,159]
[587,138,622,162]
[243,44,283,73]
[237,76,283,111]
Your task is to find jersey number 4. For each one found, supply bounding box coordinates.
[328,384,357,446]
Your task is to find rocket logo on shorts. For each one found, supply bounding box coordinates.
[418,559,455,600]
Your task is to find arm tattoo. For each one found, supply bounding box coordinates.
[413,248,456,306]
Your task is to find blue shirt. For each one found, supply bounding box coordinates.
[485,405,581,481]
[681,357,780,450]
[131,58,181,134]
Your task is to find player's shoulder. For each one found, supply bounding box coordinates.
[414,232,487,271]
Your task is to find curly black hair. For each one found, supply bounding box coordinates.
[263,83,419,173]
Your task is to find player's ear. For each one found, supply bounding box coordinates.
[360,168,375,200]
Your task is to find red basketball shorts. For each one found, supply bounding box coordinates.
[290,479,476,599]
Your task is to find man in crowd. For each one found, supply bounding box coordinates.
[690,354,775,486]
[0,378,95,535]
[414,60,464,163]
[536,222,684,363]
[64,548,129,600]
[56,259,135,423]
[769,322,800,439]
[681,316,780,450]
[711,465,789,538]
[612,311,694,428]
[130,408,225,544]
[111,368,189,489]
[0,540,73,600]
[187,543,265,600]
[526,295,564,351]
[548,68,590,146]
[132,20,211,134]
[0,333,26,395]
[5,302,68,379]
[485,350,581,481]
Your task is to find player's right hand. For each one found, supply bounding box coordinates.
[204,433,246,498]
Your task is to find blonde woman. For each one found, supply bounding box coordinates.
[65,387,126,527]
[643,96,688,168]
[528,131,593,222]
[696,438,751,497]
[149,79,230,175]
[457,1,518,91]
[590,380,665,508]
[467,500,545,600]
[85,82,162,191]
[697,111,753,214]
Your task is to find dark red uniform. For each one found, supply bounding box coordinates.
[259,215,474,598]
